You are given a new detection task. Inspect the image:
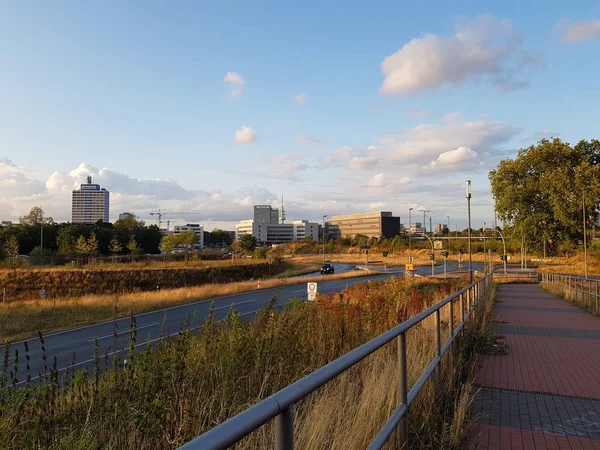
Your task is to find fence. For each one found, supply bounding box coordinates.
[179,274,494,450]
[541,273,600,314]
[492,271,540,283]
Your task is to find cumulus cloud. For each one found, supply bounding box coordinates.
[346,156,378,171]
[234,125,257,144]
[365,173,411,189]
[556,19,600,42]
[321,146,356,167]
[296,134,321,148]
[428,147,478,168]
[409,107,431,118]
[443,112,462,122]
[293,92,307,105]
[379,14,535,95]
[534,129,560,139]
[369,202,386,209]
[224,72,245,99]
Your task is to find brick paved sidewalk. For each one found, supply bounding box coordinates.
[470,284,600,450]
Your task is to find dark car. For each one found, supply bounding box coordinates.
[320,263,334,274]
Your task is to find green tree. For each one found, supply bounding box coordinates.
[238,234,257,253]
[19,206,54,226]
[159,234,178,254]
[3,236,19,258]
[127,236,140,255]
[109,237,123,255]
[87,232,99,255]
[490,138,600,255]
[74,235,89,255]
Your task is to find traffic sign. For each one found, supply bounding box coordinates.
[434,240,443,250]
[406,263,414,271]
[307,282,318,301]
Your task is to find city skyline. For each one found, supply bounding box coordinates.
[2,2,600,229]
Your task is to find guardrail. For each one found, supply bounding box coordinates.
[541,273,600,313]
[179,274,493,450]
[492,271,540,282]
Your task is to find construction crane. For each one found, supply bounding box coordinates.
[418,209,430,235]
[149,210,205,230]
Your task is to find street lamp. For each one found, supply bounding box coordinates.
[322,215,327,265]
[466,180,473,284]
[408,207,413,263]
[482,222,487,274]
[583,194,588,278]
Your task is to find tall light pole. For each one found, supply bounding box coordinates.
[466,180,472,283]
[583,195,588,279]
[482,222,487,274]
[408,207,413,263]
[322,215,327,265]
[447,215,450,250]
[489,228,507,274]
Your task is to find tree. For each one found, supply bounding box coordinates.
[489,138,600,255]
[210,228,233,246]
[127,236,139,255]
[87,232,99,255]
[159,234,178,254]
[109,237,123,255]
[238,234,257,253]
[114,215,144,230]
[19,206,54,226]
[3,236,19,258]
[74,235,89,255]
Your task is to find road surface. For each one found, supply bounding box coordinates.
[1,261,482,386]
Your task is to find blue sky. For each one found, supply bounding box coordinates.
[1,1,600,230]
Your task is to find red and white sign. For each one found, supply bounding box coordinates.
[307,282,318,301]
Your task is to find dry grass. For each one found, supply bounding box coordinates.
[541,281,600,316]
[538,252,600,276]
[0,277,494,449]
[0,265,391,342]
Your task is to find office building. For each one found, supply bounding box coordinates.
[409,222,426,234]
[0,221,12,227]
[174,223,204,248]
[326,211,401,239]
[235,214,318,245]
[434,223,449,234]
[72,176,110,224]
[254,205,280,224]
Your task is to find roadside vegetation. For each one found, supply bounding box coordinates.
[0,276,496,449]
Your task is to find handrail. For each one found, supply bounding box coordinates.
[540,272,600,313]
[180,274,493,450]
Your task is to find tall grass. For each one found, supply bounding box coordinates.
[0,276,494,449]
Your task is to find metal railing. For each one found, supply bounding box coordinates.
[540,273,600,313]
[492,271,540,282]
[179,274,494,450]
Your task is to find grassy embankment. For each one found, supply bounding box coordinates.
[0,276,496,449]
[0,264,392,342]
[538,251,600,276]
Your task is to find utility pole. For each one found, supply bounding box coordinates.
[482,222,486,274]
[408,207,413,264]
[429,216,432,235]
[466,180,472,284]
[419,209,429,236]
[322,215,327,265]
[583,194,588,279]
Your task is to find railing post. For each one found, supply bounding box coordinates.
[449,300,454,337]
[397,332,408,449]
[596,281,599,313]
[434,309,441,383]
[460,293,465,324]
[275,406,294,450]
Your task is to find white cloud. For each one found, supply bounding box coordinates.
[369,202,386,209]
[322,146,356,167]
[296,134,321,148]
[367,173,386,187]
[293,92,307,105]
[443,112,462,122]
[556,19,600,42]
[428,146,478,168]
[409,107,431,118]
[379,14,534,95]
[234,125,257,144]
[224,72,246,99]
[346,156,378,171]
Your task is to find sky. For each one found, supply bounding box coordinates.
[1,1,600,231]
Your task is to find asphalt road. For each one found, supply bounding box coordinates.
[1,261,482,386]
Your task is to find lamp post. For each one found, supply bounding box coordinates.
[489,228,507,274]
[466,180,472,283]
[322,215,327,265]
[583,195,588,279]
[447,215,450,251]
[408,207,413,263]
[482,222,486,274]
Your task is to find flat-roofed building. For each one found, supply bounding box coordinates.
[326,211,400,239]
[174,223,204,247]
[72,176,110,224]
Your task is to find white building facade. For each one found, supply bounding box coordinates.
[72,177,110,224]
[235,218,319,244]
[173,223,204,248]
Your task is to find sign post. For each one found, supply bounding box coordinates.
[307,282,318,301]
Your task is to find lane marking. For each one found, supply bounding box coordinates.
[87,322,159,342]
